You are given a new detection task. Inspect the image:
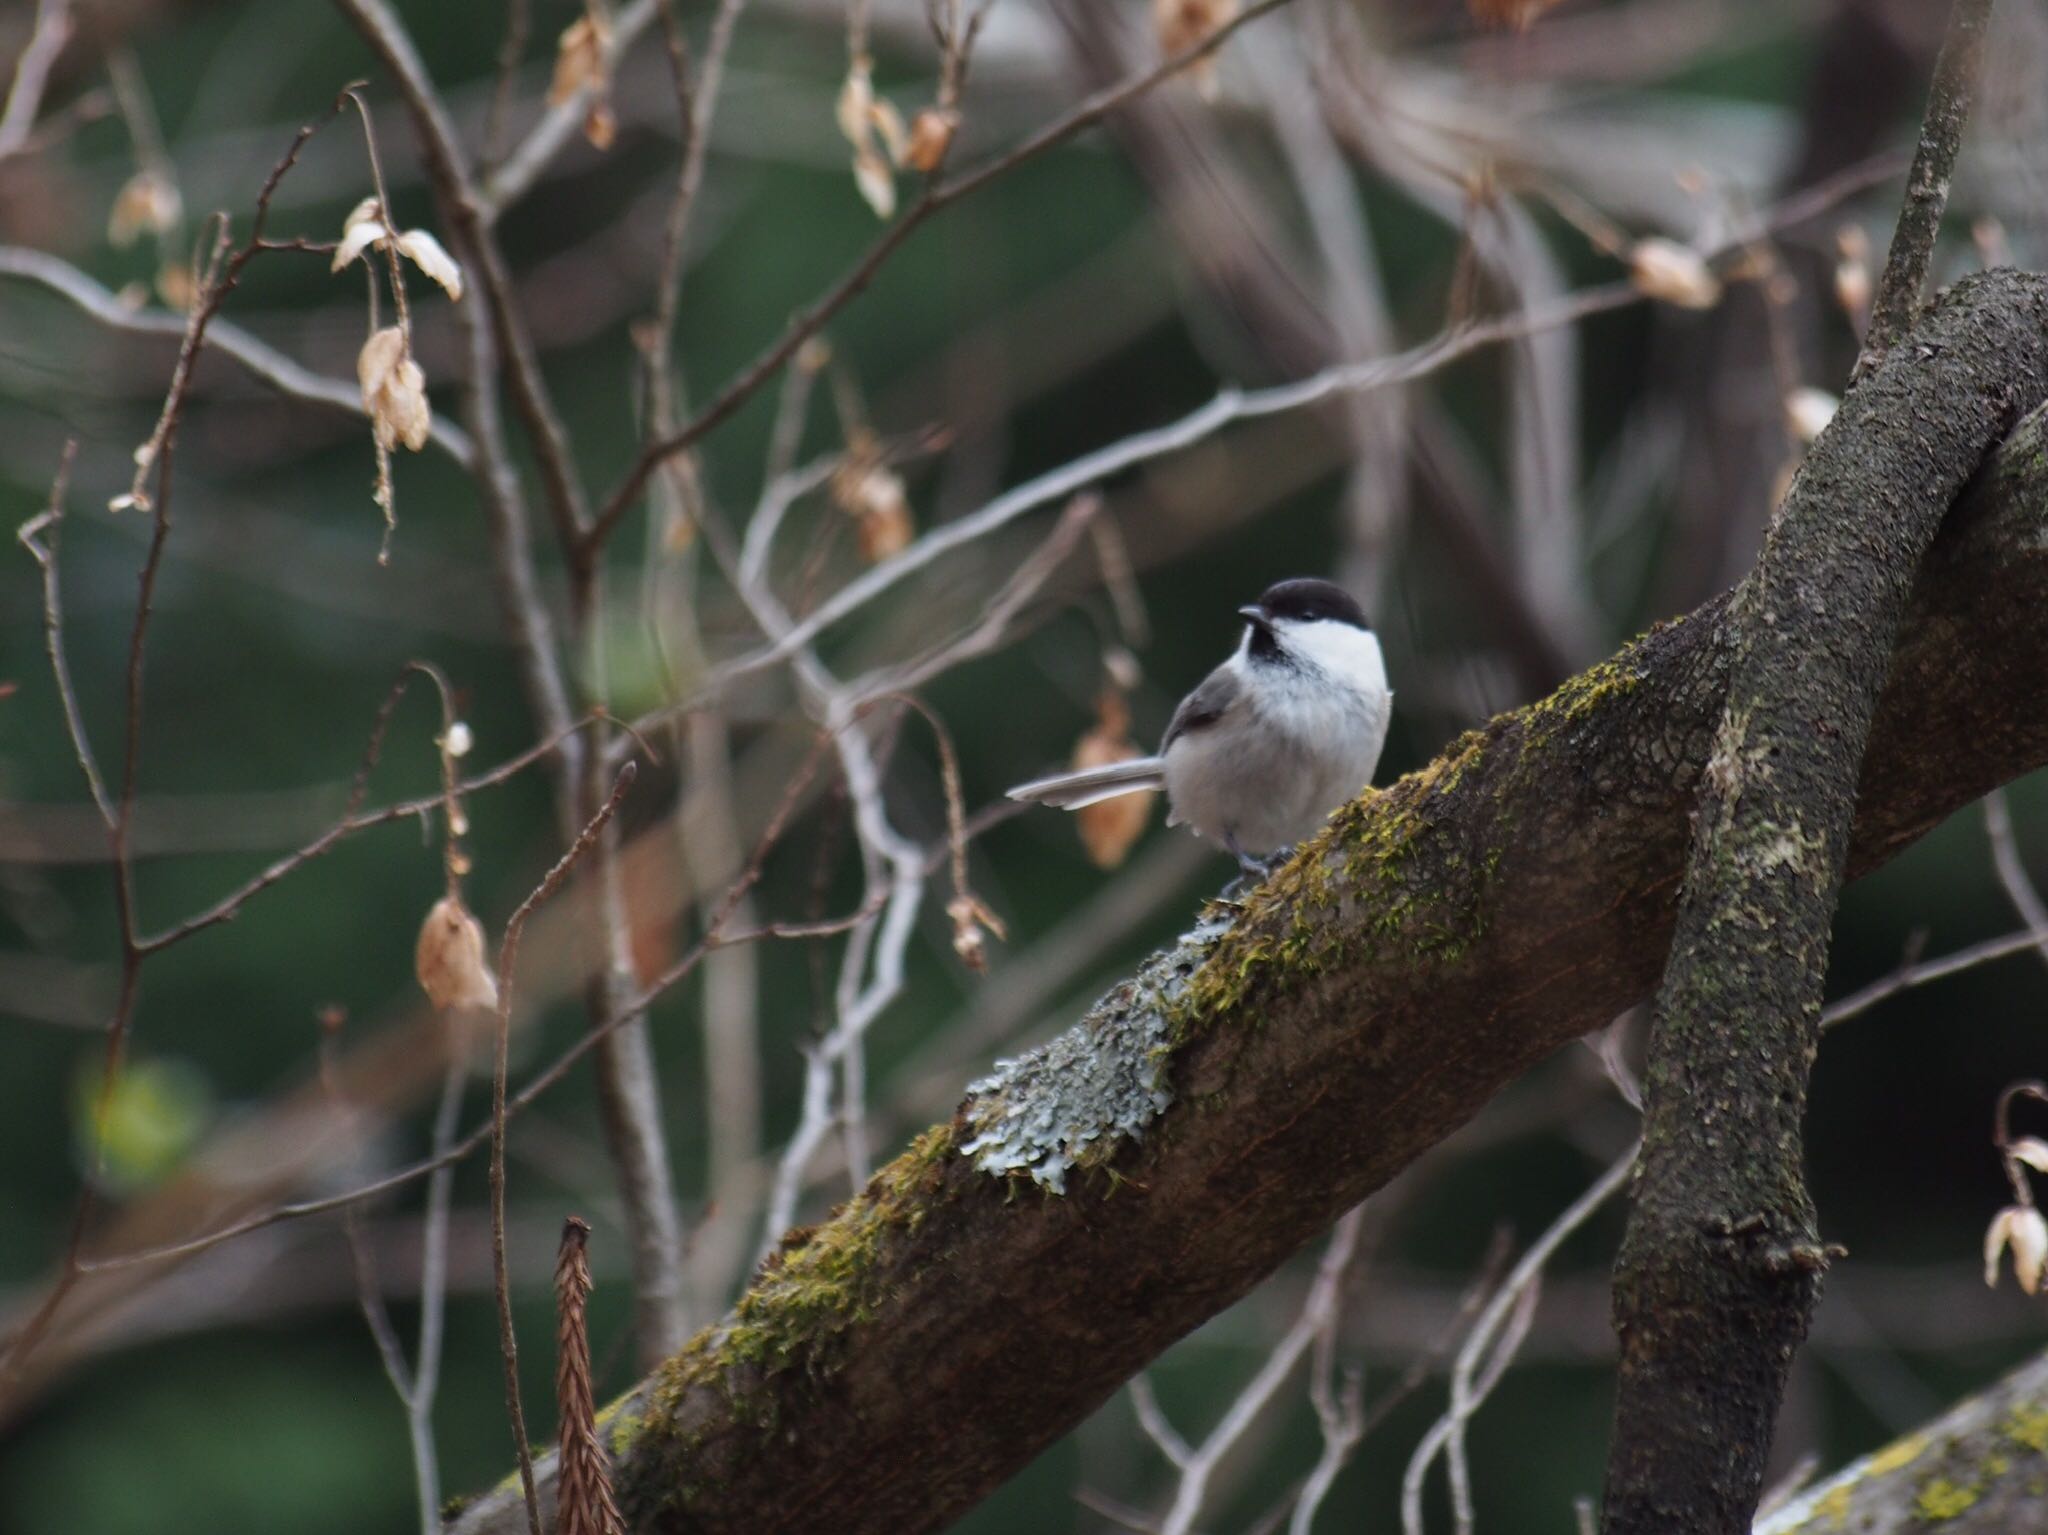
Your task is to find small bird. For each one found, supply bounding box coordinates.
[1008,578,1393,878]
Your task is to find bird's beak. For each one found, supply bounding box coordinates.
[1237,603,1273,632]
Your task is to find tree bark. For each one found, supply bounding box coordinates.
[1759,1346,2048,1533]
[1602,262,2047,1532]
[454,274,2048,1535]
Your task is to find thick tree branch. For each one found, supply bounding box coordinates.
[1602,264,2048,1532]
[1759,1344,2048,1533]
[451,272,2048,1535]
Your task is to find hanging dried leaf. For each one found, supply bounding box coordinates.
[831,436,914,562]
[550,13,611,106]
[358,326,432,453]
[394,229,465,300]
[1072,690,1155,869]
[334,198,467,301]
[836,54,907,216]
[415,893,499,1012]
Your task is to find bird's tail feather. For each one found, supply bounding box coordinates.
[1006,756,1165,811]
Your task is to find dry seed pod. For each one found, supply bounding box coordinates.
[1986,1204,2048,1295]
[1072,691,1155,869]
[947,892,1006,974]
[415,894,499,1012]
[358,326,432,453]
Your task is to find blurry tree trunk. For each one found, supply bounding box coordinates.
[451,274,2048,1535]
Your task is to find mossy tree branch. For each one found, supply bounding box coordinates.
[1759,1345,2048,1533]
[454,275,2048,1535]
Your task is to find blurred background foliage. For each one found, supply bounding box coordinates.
[3,0,2048,1531]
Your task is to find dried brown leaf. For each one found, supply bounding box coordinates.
[414,893,498,1012]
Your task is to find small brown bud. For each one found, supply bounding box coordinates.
[904,108,959,174]
[415,894,499,1012]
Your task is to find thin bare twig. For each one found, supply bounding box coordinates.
[1401,1146,1637,1535]
[1,109,332,1397]
[0,0,73,161]
[334,0,593,567]
[135,711,608,955]
[586,0,1309,548]
[1133,1208,1366,1535]
[480,0,532,172]
[1858,0,1996,374]
[1982,788,2048,979]
[16,443,112,828]
[319,1024,464,1535]
[1821,926,2048,1029]
[631,282,1639,744]
[0,247,476,464]
[490,761,639,1535]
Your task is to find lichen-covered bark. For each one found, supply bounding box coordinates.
[454,281,2048,1535]
[1760,1346,2048,1533]
[1602,272,2048,1535]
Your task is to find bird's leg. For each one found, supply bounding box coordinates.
[1217,828,1266,901]
[1258,842,1303,877]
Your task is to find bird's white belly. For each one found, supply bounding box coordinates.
[1163,684,1389,857]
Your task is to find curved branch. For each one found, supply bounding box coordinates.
[450,272,2048,1535]
[1602,265,2048,1532]
[0,245,477,466]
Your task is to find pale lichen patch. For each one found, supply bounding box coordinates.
[960,911,1232,1191]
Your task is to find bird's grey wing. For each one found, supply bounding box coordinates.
[1160,665,1240,753]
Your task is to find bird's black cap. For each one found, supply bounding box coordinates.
[1241,578,1369,631]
